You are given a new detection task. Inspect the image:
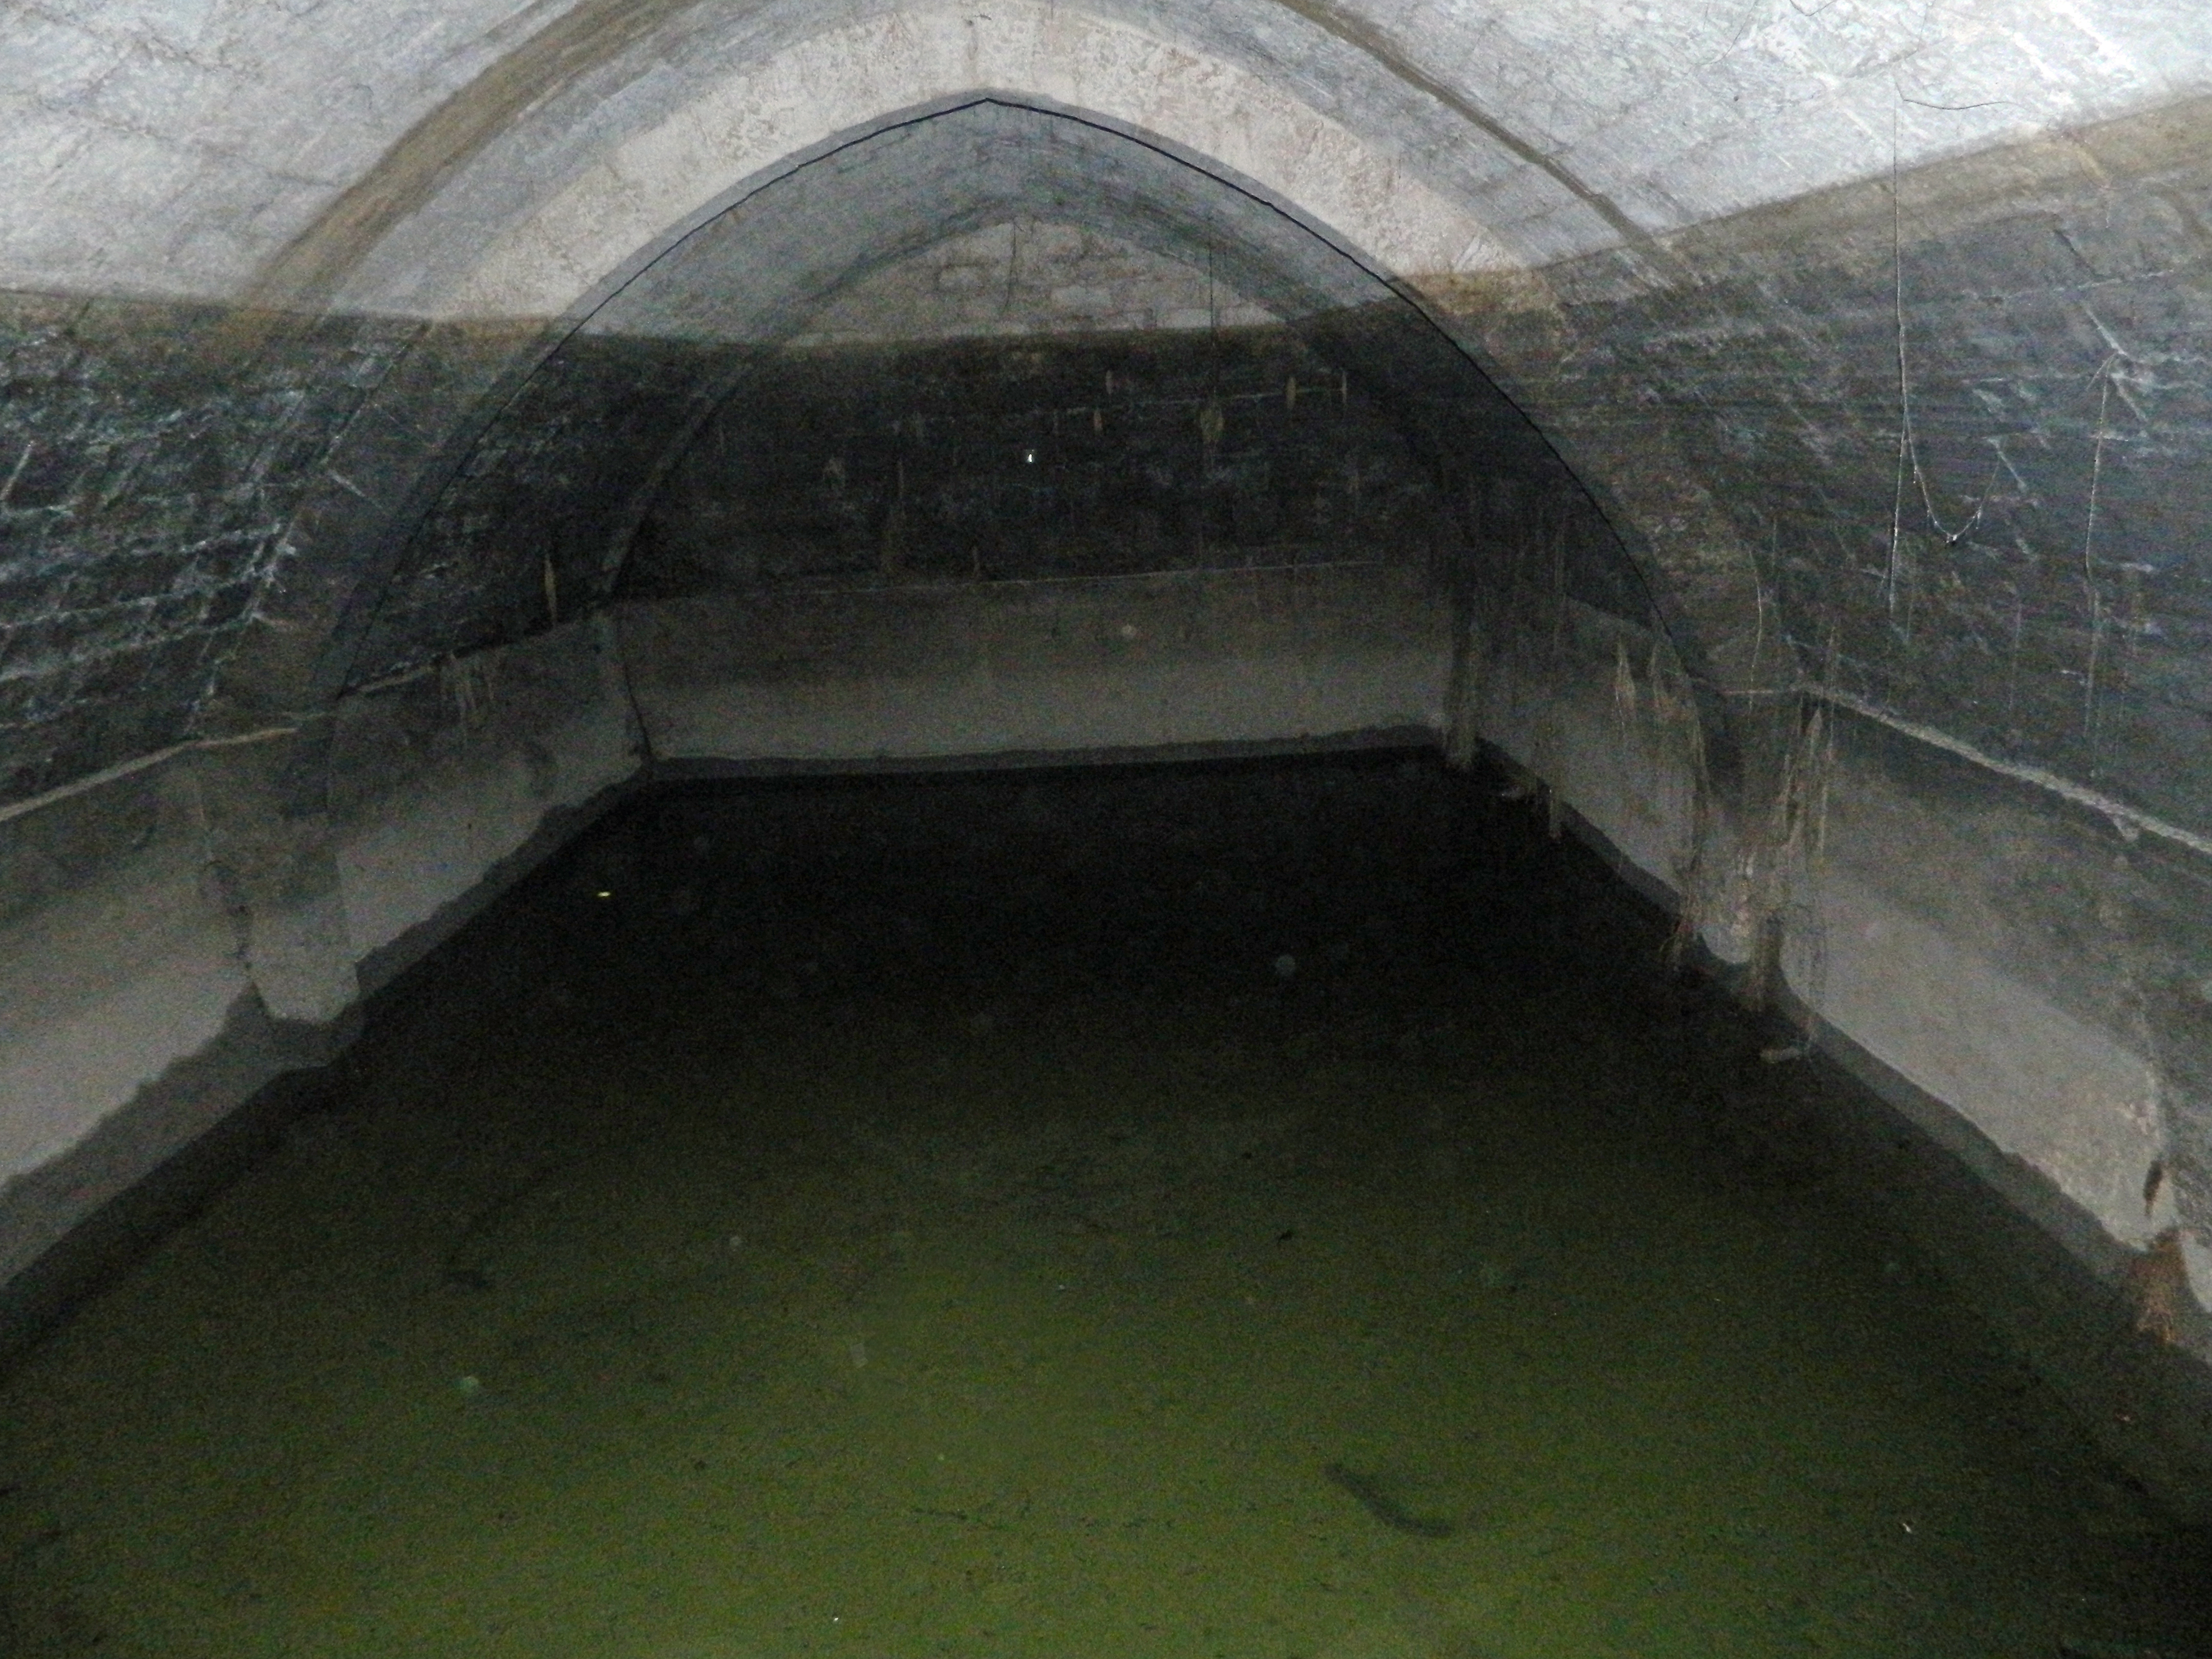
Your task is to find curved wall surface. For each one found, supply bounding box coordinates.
[4,0,2212,1500]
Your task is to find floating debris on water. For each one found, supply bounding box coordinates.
[1323,1462,1456,1539]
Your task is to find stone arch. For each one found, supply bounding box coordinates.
[311,101,1597,693]
[215,40,1755,756]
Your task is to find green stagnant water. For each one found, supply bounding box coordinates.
[2,755,2203,1657]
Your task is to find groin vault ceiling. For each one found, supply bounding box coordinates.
[3,0,2208,813]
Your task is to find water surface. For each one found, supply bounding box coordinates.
[2,756,2202,1657]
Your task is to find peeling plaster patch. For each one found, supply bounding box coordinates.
[1816,869,2165,1244]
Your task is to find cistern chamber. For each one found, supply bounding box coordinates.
[9,6,2212,1649]
[2,751,2206,1656]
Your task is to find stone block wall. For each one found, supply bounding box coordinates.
[0,296,419,802]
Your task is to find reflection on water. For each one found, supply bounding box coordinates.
[2,754,2205,1657]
